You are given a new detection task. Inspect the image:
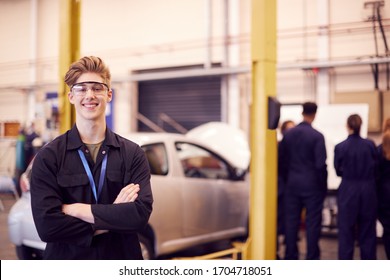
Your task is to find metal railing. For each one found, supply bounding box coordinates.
[137,112,188,134]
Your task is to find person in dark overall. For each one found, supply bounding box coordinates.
[279,102,327,260]
[277,120,295,259]
[24,123,39,166]
[30,56,153,259]
[14,126,26,196]
[377,118,390,259]
[334,114,378,260]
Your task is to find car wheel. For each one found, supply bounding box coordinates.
[15,245,43,260]
[139,235,154,260]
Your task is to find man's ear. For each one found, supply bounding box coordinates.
[68,92,75,104]
[107,90,113,102]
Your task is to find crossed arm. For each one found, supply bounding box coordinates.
[62,183,140,228]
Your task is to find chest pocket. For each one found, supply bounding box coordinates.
[106,170,123,182]
[106,169,124,187]
[103,170,124,202]
[57,174,90,203]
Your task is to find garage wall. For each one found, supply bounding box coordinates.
[0,0,390,134]
[0,92,27,122]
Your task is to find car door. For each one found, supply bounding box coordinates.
[175,141,248,238]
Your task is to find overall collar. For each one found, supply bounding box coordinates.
[66,125,121,151]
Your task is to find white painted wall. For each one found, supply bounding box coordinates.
[0,0,389,135]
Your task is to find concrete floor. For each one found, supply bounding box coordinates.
[0,192,387,260]
[1,193,18,260]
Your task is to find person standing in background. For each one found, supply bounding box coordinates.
[334,114,378,260]
[14,126,26,196]
[277,120,295,259]
[24,123,39,166]
[377,118,390,259]
[279,102,327,260]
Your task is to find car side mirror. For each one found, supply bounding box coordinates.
[233,167,247,181]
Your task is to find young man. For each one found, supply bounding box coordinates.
[279,102,327,260]
[31,56,153,259]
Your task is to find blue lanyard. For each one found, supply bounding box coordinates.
[78,149,108,203]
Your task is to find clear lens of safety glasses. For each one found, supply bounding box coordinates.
[71,82,109,96]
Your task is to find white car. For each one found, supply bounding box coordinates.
[8,122,250,259]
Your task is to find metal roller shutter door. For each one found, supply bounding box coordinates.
[138,76,221,132]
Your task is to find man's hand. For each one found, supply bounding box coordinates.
[94,229,109,236]
[62,203,94,223]
[114,183,140,204]
[62,184,140,233]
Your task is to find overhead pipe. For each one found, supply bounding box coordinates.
[364,1,385,90]
[278,56,390,70]
[377,4,389,53]
[375,3,390,89]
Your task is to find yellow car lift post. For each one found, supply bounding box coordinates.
[58,0,80,133]
[248,0,277,259]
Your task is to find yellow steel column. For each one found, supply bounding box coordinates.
[58,0,80,133]
[248,0,277,259]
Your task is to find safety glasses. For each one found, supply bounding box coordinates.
[71,81,109,96]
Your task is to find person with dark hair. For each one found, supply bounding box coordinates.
[30,56,153,259]
[280,120,295,136]
[377,118,390,259]
[334,114,378,259]
[279,102,327,259]
[277,120,295,259]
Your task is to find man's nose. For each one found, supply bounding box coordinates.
[84,88,96,97]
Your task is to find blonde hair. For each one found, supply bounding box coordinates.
[64,56,111,88]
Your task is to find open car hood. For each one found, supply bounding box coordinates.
[186,122,250,170]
